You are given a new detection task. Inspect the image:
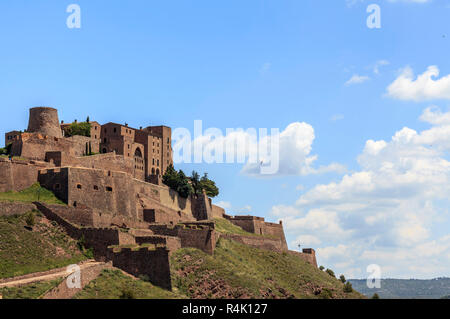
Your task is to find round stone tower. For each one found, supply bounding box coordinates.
[27,107,63,138]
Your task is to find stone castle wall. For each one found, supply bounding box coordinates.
[106,246,172,290]
[288,249,318,267]
[0,158,51,193]
[219,233,287,253]
[0,201,37,217]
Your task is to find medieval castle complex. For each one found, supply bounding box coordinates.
[0,107,316,290]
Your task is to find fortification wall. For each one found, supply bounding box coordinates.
[135,235,181,253]
[38,167,70,203]
[0,158,50,192]
[0,201,37,217]
[107,246,172,290]
[13,133,75,161]
[220,233,287,253]
[288,249,318,267]
[33,202,136,260]
[148,222,216,254]
[224,215,288,250]
[211,204,225,219]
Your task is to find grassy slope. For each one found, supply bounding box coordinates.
[0,279,62,299]
[74,269,183,299]
[0,213,87,279]
[171,238,364,299]
[0,183,65,204]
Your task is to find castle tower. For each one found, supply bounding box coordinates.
[27,107,63,138]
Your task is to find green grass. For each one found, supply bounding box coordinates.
[0,213,87,279]
[74,269,184,299]
[0,278,63,299]
[0,183,65,204]
[170,238,365,299]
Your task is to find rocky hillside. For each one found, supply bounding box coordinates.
[170,238,364,299]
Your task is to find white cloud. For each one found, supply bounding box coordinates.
[345,74,370,86]
[214,201,231,209]
[271,106,450,278]
[373,60,390,75]
[386,66,450,101]
[191,122,345,177]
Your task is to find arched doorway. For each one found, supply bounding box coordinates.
[134,147,142,158]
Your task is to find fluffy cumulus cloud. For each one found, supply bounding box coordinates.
[386,66,450,101]
[271,107,450,278]
[181,122,345,176]
[241,122,346,176]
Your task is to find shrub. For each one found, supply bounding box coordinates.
[325,268,335,278]
[319,288,332,299]
[343,282,353,293]
[63,122,91,137]
[319,265,325,271]
[138,274,150,282]
[25,211,36,227]
[372,293,380,299]
[339,275,346,283]
[119,286,136,299]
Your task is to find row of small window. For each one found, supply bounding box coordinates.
[75,184,112,192]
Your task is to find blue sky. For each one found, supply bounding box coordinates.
[1,0,450,279]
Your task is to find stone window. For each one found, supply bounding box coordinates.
[106,186,113,192]
[77,184,82,189]
[104,138,107,143]
[93,185,99,190]
[114,127,117,133]
[157,159,159,166]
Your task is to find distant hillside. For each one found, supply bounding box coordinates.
[349,278,450,299]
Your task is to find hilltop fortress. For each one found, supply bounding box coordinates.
[0,107,316,290]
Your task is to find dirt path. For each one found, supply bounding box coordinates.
[0,260,104,288]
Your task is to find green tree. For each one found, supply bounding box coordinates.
[176,170,193,198]
[343,282,353,293]
[340,274,346,283]
[371,293,380,299]
[198,173,219,198]
[63,122,91,137]
[319,265,325,271]
[86,116,90,123]
[190,171,201,196]
[325,268,335,278]
[0,143,12,156]
[162,164,179,190]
